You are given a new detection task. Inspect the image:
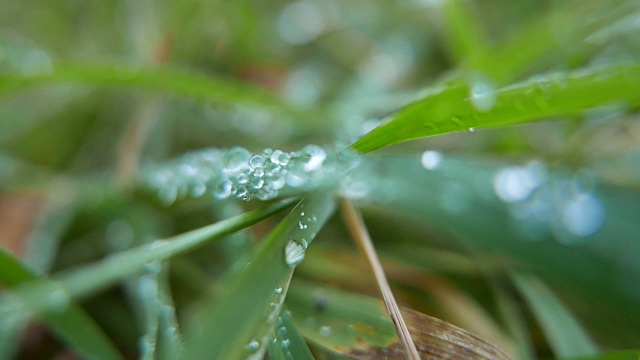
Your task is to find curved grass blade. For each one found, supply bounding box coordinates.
[268,306,314,360]
[183,193,335,360]
[511,272,598,358]
[360,154,640,345]
[352,64,640,153]
[0,199,295,326]
[0,248,124,360]
[287,281,511,360]
[442,0,489,70]
[185,193,335,359]
[0,63,292,111]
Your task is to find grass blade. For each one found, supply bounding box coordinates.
[442,0,489,70]
[340,199,420,359]
[352,64,640,153]
[287,281,510,360]
[268,306,314,360]
[183,193,335,360]
[0,63,292,111]
[0,199,295,326]
[0,248,124,360]
[511,272,598,358]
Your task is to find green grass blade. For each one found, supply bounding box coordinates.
[268,306,314,360]
[511,272,598,358]
[0,199,295,326]
[287,281,510,359]
[0,63,291,110]
[0,248,124,360]
[442,0,489,70]
[352,64,640,153]
[184,193,335,360]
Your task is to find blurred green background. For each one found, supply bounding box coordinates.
[1,0,639,359]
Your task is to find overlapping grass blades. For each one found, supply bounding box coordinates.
[352,64,640,152]
[0,248,123,360]
[183,193,335,360]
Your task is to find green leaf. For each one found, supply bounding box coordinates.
[286,281,510,360]
[511,272,598,358]
[0,248,124,360]
[0,63,293,111]
[0,199,295,323]
[361,154,640,344]
[441,0,490,70]
[183,193,335,360]
[268,306,314,360]
[351,64,640,153]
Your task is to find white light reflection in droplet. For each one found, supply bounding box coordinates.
[561,193,605,237]
[493,165,545,203]
[420,150,442,170]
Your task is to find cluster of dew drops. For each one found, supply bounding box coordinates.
[144,144,359,205]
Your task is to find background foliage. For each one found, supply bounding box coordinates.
[0,0,639,359]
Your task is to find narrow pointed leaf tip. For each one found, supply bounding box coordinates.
[183,193,335,360]
[351,64,640,153]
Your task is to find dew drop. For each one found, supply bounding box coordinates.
[319,325,331,337]
[224,147,251,172]
[190,182,207,198]
[298,221,308,230]
[302,145,326,171]
[562,194,605,237]
[249,155,266,169]
[468,127,476,133]
[279,326,288,337]
[250,176,265,189]
[246,340,260,352]
[271,150,291,166]
[158,186,178,206]
[284,239,306,267]
[281,339,290,350]
[237,173,249,184]
[275,287,283,295]
[213,180,233,199]
[420,150,442,170]
[470,80,497,112]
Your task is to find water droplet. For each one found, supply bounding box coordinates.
[224,147,251,172]
[286,172,307,187]
[250,176,265,189]
[275,287,283,294]
[470,80,497,112]
[494,166,545,203]
[249,155,266,169]
[284,239,306,267]
[271,150,291,165]
[246,340,260,352]
[190,182,207,198]
[158,186,178,206]
[302,145,326,171]
[319,325,331,337]
[279,326,288,337]
[213,180,233,199]
[237,173,249,184]
[562,194,605,237]
[281,339,290,349]
[298,221,308,230]
[420,150,442,170]
[264,162,281,176]
[468,127,476,133]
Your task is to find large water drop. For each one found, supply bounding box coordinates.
[284,239,306,267]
